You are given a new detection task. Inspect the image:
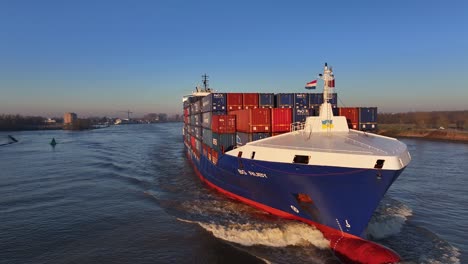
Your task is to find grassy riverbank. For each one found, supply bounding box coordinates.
[378,124,468,143]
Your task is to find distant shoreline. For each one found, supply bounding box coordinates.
[378,125,468,143]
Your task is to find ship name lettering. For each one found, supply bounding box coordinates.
[247,171,268,178]
[237,169,248,175]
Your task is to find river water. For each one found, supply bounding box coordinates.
[0,123,466,264]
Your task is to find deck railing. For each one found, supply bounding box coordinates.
[291,122,305,132]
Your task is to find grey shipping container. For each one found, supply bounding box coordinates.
[202,93,227,112]
[212,133,236,153]
[189,125,202,140]
[190,114,202,126]
[202,128,213,148]
[236,132,270,146]
[188,96,202,104]
[190,100,202,114]
[259,93,274,108]
[202,112,212,129]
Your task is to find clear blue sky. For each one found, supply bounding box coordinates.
[1,0,467,118]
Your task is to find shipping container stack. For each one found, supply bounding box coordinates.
[186,96,202,159]
[334,106,378,132]
[183,99,190,148]
[306,93,379,132]
[230,107,271,146]
[309,93,338,116]
[186,92,379,160]
[292,93,316,123]
[231,93,293,146]
[200,93,236,165]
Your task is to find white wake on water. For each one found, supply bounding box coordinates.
[419,238,461,264]
[177,218,330,249]
[366,198,413,239]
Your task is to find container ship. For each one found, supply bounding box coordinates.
[182,64,411,263]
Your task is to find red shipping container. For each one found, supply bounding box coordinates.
[272,132,287,136]
[243,93,259,109]
[207,147,212,161]
[231,109,271,133]
[190,136,196,150]
[339,107,359,129]
[227,93,243,111]
[271,108,292,132]
[212,115,236,134]
[202,143,209,157]
[211,148,219,164]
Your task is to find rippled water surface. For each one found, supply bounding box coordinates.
[0,124,466,264]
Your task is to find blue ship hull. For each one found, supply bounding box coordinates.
[185,144,404,238]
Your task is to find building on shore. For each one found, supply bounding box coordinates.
[64,113,77,124]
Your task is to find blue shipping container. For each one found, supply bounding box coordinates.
[294,93,309,108]
[259,93,274,108]
[308,93,323,106]
[275,93,294,108]
[360,123,378,131]
[359,107,377,123]
[293,108,315,123]
[308,93,338,107]
[329,93,338,106]
[212,133,236,153]
[314,107,339,117]
[236,132,270,146]
[201,93,227,112]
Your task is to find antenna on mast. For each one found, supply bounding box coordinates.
[202,74,210,92]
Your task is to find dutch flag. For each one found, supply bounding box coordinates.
[305,80,317,89]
